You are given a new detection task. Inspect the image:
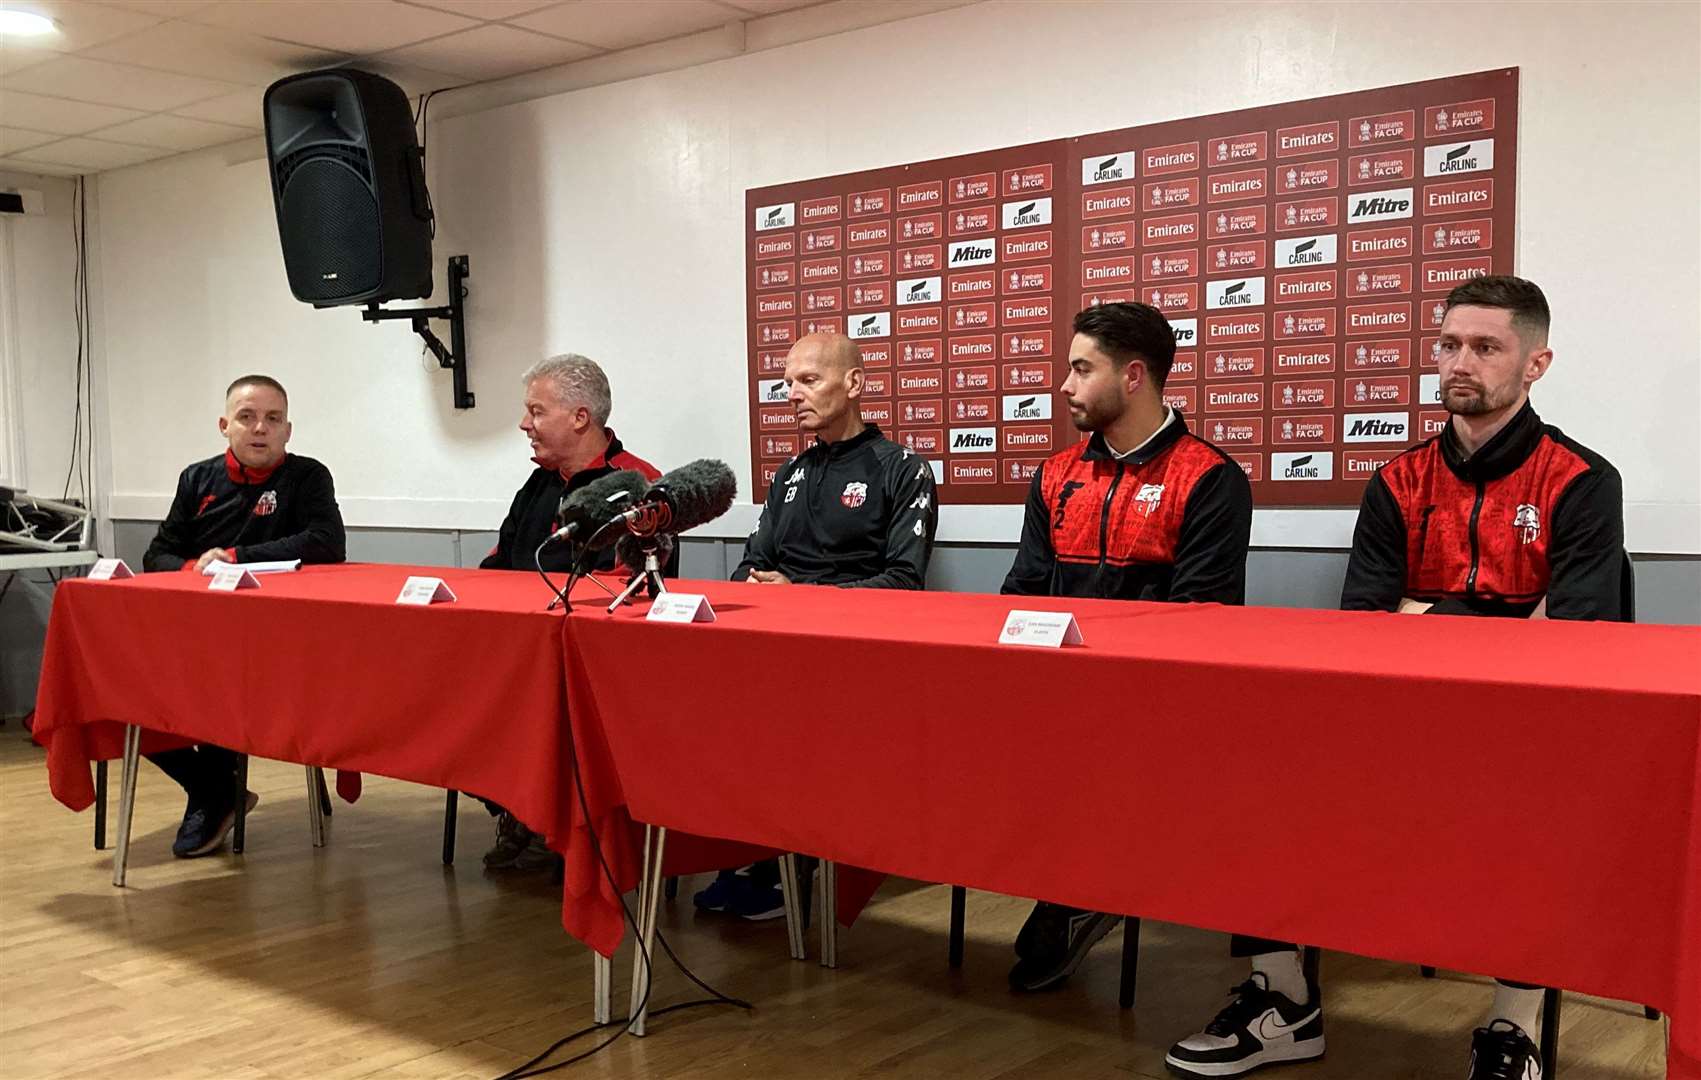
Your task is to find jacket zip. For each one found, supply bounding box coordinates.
[1465,481,1485,595]
[1098,462,1125,567]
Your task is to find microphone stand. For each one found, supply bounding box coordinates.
[547,567,618,612]
[607,535,669,613]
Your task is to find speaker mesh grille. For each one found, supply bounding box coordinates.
[279,155,381,304]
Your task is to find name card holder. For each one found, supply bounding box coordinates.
[88,558,134,580]
[208,568,260,592]
[396,576,458,605]
[646,593,717,624]
[998,609,1084,648]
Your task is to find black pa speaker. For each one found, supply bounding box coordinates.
[263,69,433,307]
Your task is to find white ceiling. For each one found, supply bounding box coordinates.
[0,0,827,176]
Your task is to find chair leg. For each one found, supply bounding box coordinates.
[306,766,326,848]
[819,859,838,969]
[948,885,966,969]
[1302,945,1321,992]
[1421,965,1437,978]
[315,768,333,817]
[1645,1006,1661,1021]
[664,876,679,901]
[93,759,108,850]
[1540,989,1561,1076]
[1119,917,1141,1009]
[232,754,250,854]
[441,790,458,865]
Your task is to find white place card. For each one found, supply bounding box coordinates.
[998,609,1084,648]
[396,576,457,605]
[88,558,133,581]
[646,593,717,624]
[208,568,260,592]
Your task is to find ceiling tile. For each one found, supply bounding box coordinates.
[16,135,174,169]
[401,0,561,18]
[0,1,164,53]
[101,1,217,15]
[2,56,245,111]
[0,126,58,155]
[714,0,826,12]
[510,0,736,50]
[81,20,352,85]
[0,40,60,79]
[380,24,599,82]
[333,59,462,98]
[0,154,85,176]
[188,0,480,55]
[169,86,262,127]
[91,112,253,150]
[0,88,149,134]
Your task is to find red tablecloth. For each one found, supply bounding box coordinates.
[563,580,1701,1079]
[31,564,768,956]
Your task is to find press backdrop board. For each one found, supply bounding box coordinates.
[746,68,1517,506]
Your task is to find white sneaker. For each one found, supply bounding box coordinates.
[1164,973,1325,1077]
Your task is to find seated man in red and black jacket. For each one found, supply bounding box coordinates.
[478,354,663,872]
[1164,276,1622,1080]
[1000,302,1253,992]
[141,374,346,858]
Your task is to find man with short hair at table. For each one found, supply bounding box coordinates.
[478,353,662,872]
[1164,275,1624,1080]
[694,331,938,918]
[141,374,346,857]
[999,302,1252,993]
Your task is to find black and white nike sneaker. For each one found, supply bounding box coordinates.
[1467,1020,1542,1080]
[1008,902,1120,992]
[1165,973,1324,1077]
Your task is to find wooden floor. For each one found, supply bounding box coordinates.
[0,726,1669,1080]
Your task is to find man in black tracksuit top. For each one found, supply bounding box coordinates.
[478,354,664,872]
[141,375,345,859]
[1165,277,1623,1080]
[997,303,1253,998]
[694,332,936,919]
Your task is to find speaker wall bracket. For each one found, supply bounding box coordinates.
[362,254,474,409]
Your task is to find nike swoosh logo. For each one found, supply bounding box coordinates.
[1255,1006,1320,1042]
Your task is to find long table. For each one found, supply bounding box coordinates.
[562,580,1701,1079]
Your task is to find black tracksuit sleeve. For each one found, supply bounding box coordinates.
[1545,465,1625,621]
[837,455,936,590]
[1340,470,1407,612]
[1169,461,1253,604]
[142,467,201,572]
[480,483,529,571]
[731,473,787,582]
[233,461,347,564]
[1000,464,1054,596]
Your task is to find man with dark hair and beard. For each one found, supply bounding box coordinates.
[1000,303,1252,992]
[1164,275,1625,1080]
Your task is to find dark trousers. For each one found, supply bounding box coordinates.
[147,743,240,805]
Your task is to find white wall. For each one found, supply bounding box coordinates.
[90,0,1701,551]
[0,169,101,505]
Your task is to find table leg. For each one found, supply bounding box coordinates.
[629,824,668,1036]
[111,726,141,887]
[819,859,838,969]
[441,790,458,865]
[948,885,966,968]
[93,760,108,850]
[592,952,612,1026]
[778,854,806,961]
[306,767,327,848]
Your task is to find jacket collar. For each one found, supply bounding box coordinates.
[224,448,284,485]
[1438,399,1542,483]
[1080,409,1189,466]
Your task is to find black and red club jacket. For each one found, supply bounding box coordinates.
[1002,411,1253,603]
[1341,401,1625,619]
[143,449,346,571]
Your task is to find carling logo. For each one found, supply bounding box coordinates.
[1275,233,1338,267]
[1082,151,1135,186]
[848,312,891,339]
[1206,277,1266,309]
[755,202,795,231]
[1423,139,1495,177]
[1273,451,1333,480]
[1001,197,1052,229]
[1003,393,1052,421]
[897,276,942,305]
